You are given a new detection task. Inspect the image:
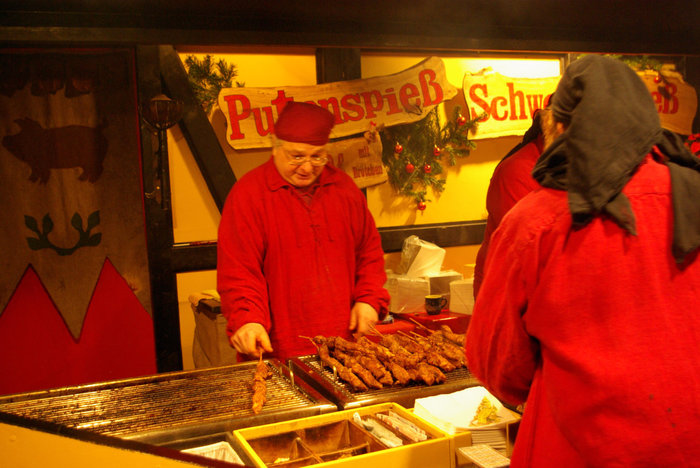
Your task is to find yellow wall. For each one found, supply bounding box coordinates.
[170,47,560,369]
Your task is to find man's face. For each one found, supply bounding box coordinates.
[272,141,328,187]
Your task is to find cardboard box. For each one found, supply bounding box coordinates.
[232,403,472,468]
[384,273,430,314]
[426,270,464,300]
[449,279,475,315]
[396,236,445,277]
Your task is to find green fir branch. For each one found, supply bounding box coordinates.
[380,106,485,208]
[184,55,244,114]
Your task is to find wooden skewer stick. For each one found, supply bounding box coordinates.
[407,316,434,332]
[302,336,339,380]
[410,330,430,340]
[398,330,421,342]
[368,323,384,337]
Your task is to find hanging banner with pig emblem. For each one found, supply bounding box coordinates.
[0,50,156,394]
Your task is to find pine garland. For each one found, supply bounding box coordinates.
[184,55,244,114]
[606,54,665,73]
[380,106,485,210]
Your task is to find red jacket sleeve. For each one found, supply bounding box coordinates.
[217,177,271,336]
[348,181,390,318]
[466,197,543,406]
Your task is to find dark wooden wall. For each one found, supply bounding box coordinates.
[2,1,698,371]
[2,1,698,55]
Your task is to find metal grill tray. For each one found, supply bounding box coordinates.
[0,360,336,447]
[289,354,481,410]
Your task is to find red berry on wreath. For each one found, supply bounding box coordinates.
[405,162,415,174]
[394,143,403,154]
[417,201,427,211]
[423,163,432,174]
[457,115,467,126]
[433,146,441,156]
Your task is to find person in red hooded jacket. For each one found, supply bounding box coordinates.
[217,101,389,361]
[473,111,544,299]
[466,55,700,467]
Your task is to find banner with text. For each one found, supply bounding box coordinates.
[638,70,697,135]
[327,132,386,189]
[463,70,559,139]
[218,56,458,150]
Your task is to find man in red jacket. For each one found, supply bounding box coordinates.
[217,101,389,361]
[466,55,700,467]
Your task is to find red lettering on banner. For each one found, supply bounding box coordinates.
[526,94,547,115]
[318,97,343,124]
[358,145,370,158]
[492,96,508,121]
[352,164,384,178]
[399,83,421,111]
[219,62,455,147]
[468,83,551,122]
[419,69,443,106]
[383,88,401,115]
[507,82,527,121]
[252,107,274,137]
[652,83,679,115]
[361,91,383,118]
[270,90,294,116]
[468,84,491,121]
[340,94,364,121]
[222,94,251,140]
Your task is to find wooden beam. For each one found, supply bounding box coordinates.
[169,221,487,274]
[316,48,361,83]
[379,221,486,253]
[136,45,183,373]
[159,45,235,212]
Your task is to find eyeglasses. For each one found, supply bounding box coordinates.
[286,152,328,167]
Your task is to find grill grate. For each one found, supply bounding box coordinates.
[0,361,322,437]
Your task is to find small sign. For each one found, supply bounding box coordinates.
[327,131,386,189]
[462,70,559,139]
[638,70,698,135]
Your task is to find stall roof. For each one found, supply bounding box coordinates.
[1,0,698,54]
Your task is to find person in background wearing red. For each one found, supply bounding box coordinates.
[466,55,700,467]
[473,110,545,298]
[217,102,389,361]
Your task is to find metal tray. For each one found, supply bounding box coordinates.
[288,355,480,410]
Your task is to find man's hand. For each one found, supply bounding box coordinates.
[231,323,273,358]
[349,301,379,336]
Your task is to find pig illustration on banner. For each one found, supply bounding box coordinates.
[3,117,109,184]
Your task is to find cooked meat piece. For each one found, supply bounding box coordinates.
[313,337,368,392]
[333,348,383,389]
[251,359,270,414]
[439,325,466,347]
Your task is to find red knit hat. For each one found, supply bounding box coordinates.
[274,101,335,146]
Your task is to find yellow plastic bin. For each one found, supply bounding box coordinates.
[232,402,472,468]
